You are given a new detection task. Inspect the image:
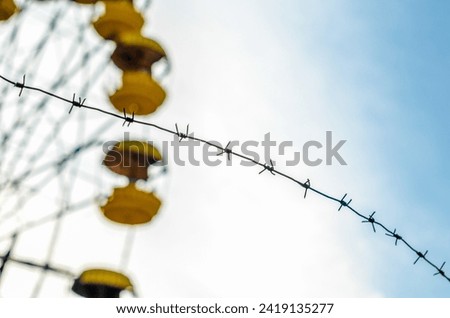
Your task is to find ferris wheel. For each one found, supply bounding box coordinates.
[0,0,170,297]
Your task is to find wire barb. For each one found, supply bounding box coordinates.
[122,108,135,127]
[217,141,233,160]
[259,159,275,175]
[69,93,86,114]
[434,262,446,277]
[175,123,189,141]
[414,250,428,265]
[14,74,26,97]
[385,228,402,246]
[338,193,352,211]
[303,179,311,198]
[362,211,377,232]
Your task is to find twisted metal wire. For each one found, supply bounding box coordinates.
[0,73,448,284]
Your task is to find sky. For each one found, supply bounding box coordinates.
[0,0,449,297]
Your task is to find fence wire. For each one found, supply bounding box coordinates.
[0,73,448,285]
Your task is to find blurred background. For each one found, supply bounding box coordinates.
[0,0,449,297]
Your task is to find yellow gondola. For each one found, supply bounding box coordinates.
[73,0,98,4]
[103,140,162,181]
[72,268,133,298]
[101,183,161,225]
[0,0,18,21]
[109,71,166,115]
[74,0,132,4]
[111,32,167,72]
[92,1,144,41]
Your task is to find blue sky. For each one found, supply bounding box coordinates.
[0,0,449,297]
[152,0,450,297]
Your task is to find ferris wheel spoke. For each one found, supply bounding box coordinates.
[0,10,87,172]
[31,162,73,298]
[0,135,106,220]
[0,14,105,176]
[0,52,112,188]
[0,197,94,244]
[119,227,136,271]
[0,0,31,69]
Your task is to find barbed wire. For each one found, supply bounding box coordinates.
[0,73,448,285]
